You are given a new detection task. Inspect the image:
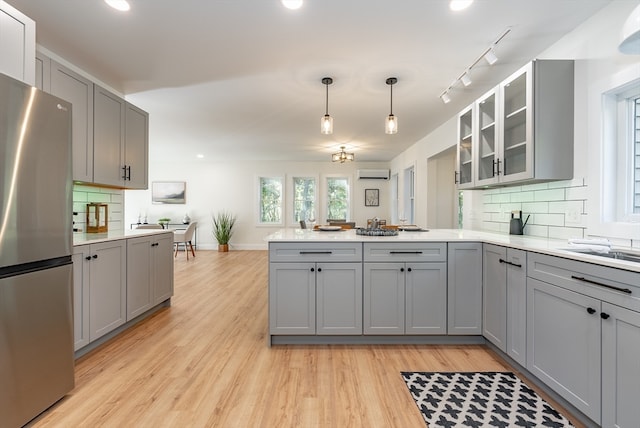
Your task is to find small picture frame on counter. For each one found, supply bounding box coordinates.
[365,188,379,207]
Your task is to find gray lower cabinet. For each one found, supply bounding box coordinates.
[527,277,601,422]
[126,233,174,321]
[526,252,640,426]
[84,239,127,342]
[269,261,362,335]
[447,242,483,335]
[363,262,447,335]
[601,302,640,428]
[363,242,447,335]
[483,244,526,365]
[72,245,91,351]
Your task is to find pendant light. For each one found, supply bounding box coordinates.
[320,77,334,134]
[385,77,398,134]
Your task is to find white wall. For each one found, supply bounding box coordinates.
[391,1,640,248]
[124,159,391,249]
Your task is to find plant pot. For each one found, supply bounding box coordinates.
[218,244,229,252]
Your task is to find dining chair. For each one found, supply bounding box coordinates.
[173,221,198,259]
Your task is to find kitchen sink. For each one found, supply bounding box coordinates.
[565,249,640,264]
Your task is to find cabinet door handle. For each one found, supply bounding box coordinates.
[126,165,131,181]
[122,165,127,180]
[300,251,332,254]
[586,307,596,315]
[492,160,497,177]
[389,251,423,254]
[310,267,314,272]
[85,256,92,261]
[496,158,502,175]
[499,258,522,268]
[92,254,98,259]
[400,267,405,272]
[454,171,459,184]
[407,267,412,272]
[317,268,322,272]
[571,275,632,294]
[601,312,610,320]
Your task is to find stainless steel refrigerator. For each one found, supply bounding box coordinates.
[0,72,74,427]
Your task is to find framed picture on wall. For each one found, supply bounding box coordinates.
[152,181,186,204]
[365,188,379,207]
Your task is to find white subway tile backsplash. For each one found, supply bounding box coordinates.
[525,224,549,238]
[565,186,587,201]
[491,193,511,203]
[548,200,584,214]
[548,226,585,240]
[73,184,124,232]
[511,191,535,202]
[532,213,565,227]
[534,188,565,202]
[522,202,549,214]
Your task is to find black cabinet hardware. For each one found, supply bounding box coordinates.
[571,275,632,294]
[496,158,502,175]
[85,256,91,261]
[601,312,610,320]
[407,267,412,272]
[499,258,522,268]
[92,254,98,259]
[317,268,322,272]
[454,171,459,184]
[310,267,314,272]
[300,251,332,254]
[587,307,596,314]
[400,267,404,272]
[389,251,423,254]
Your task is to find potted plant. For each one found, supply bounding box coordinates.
[212,211,236,252]
[158,217,171,228]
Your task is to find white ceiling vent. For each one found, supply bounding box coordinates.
[357,169,390,180]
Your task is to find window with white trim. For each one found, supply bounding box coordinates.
[258,176,283,225]
[293,177,316,223]
[326,177,350,221]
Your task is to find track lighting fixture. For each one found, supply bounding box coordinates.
[385,77,398,134]
[437,27,510,104]
[460,71,472,87]
[320,77,333,135]
[484,48,498,65]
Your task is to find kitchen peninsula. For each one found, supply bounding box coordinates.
[267,228,640,427]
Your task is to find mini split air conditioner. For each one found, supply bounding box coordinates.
[357,169,390,180]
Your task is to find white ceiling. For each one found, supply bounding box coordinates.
[8,0,616,162]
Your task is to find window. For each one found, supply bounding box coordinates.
[611,83,640,222]
[403,166,415,224]
[258,176,283,225]
[326,177,349,221]
[293,177,316,223]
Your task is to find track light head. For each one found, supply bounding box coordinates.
[484,48,498,65]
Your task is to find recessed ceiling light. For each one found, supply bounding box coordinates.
[281,0,303,10]
[105,0,130,12]
[450,0,473,11]
[196,154,204,159]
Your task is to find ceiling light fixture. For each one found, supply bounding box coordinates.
[460,71,472,87]
[320,77,334,135]
[281,0,303,10]
[449,0,474,11]
[484,48,498,65]
[104,0,130,12]
[438,27,511,104]
[385,77,398,134]
[331,146,354,163]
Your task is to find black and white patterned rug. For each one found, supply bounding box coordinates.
[401,372,574,428]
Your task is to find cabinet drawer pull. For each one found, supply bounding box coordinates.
[400,267,405,272]
[389,251,423,254]
[571,275,632,294]
[586,307,596,315]
[499,258,522,268]
[299,251,332,254]
[85,256,92,261]
[600,312,610,320]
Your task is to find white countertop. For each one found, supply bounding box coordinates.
[265,228,640,273]
[73,229,172,246]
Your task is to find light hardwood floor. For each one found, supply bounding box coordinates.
[30,250,583,427]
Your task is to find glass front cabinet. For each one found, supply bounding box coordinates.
[456,59,574,189]
[456,105,474,189]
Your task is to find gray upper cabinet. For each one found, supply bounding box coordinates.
[93,85,126,187]
[447,242,483,335]
[34,51,50,91]
[50,60,94,183]
[456,105,474,189]
[124,102,149,189]
[0,2,35,85]
[456,59,574,188]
